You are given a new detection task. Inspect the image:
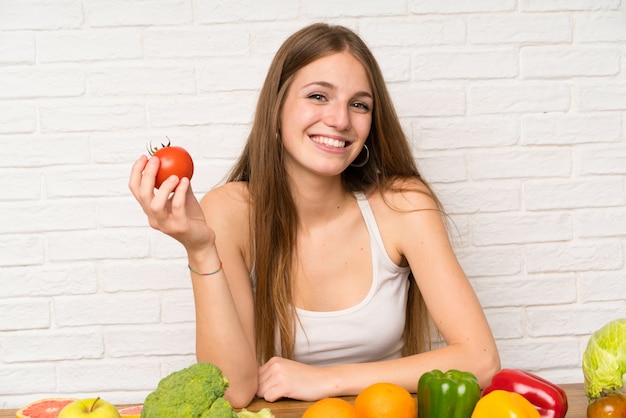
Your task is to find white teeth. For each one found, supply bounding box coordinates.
[311,136,346,148]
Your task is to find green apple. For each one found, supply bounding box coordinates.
[58,397,121,418]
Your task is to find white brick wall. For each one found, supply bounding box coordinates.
[1,0,625,409]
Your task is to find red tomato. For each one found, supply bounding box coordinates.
[587,392,626,418]
[151,144,194,189]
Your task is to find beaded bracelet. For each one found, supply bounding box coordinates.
[188,262,223,276]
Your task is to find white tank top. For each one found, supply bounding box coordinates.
[290,192,411,366]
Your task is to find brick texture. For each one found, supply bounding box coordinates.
[1,0,625,409]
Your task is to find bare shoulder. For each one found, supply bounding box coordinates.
[366,177,445,265]
[200,182,251,254]
[200,181,250,218]
[367,177,440,214]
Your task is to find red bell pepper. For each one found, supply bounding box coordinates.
[482,369,568,418]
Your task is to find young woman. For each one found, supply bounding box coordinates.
[129,23,500,408]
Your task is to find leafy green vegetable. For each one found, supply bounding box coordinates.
[201,397,238,418]
[237,407,275,417]
[583,318,626,400]
[141,362,237,418]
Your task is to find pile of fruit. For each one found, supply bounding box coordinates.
[14,363,272,418]
[14,318,625,418]
[302,368,568,418]
[303,382,415,418]
[16,397,138,418]
[303,317,626,418]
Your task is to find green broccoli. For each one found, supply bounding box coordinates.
[141,362,237,418]
[201,397,237,418]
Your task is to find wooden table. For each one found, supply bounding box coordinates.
[1,383,587,417]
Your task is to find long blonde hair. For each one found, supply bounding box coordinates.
[228,23,438,364]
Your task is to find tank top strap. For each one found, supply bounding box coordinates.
[354,192,388,263]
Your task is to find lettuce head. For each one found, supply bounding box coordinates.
[583,318,626,400]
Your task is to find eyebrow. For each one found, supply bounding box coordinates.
[302,81,373,99]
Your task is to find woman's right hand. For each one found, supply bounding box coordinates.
[128,154,215,252]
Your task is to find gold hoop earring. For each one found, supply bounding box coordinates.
[350,144,370,168]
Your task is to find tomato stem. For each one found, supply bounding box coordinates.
[146,137,172,155]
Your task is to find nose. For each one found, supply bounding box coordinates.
[324,101,351,131]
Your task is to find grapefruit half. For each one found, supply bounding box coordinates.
[16,398,78,418]
[118,405,143,417]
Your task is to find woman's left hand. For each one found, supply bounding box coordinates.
[257,357,333,402]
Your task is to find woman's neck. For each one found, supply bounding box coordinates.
[288,174,352,230]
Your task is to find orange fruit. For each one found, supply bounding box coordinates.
[302,397,357,418]
[354,382,417,418]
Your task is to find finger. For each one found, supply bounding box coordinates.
[256,364,270,398]
[170,176,190,216]
[257,359,272,378]
[128,155,149,197]
[256,382,264,399]
[262,383,283,403]
[256,377,272,400]
[139,156,160,199]
[150,175,180,219]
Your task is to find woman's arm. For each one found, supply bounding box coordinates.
[390,183,500,388]
[367,183,499,389]
[256,183,499,401]
[321,196,500,395]
[192,183,258,408]
[129,157,257,407]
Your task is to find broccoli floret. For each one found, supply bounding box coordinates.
[201,397,237,418]
[141,362,235,418]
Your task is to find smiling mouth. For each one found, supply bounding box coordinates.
[310,136,348,148]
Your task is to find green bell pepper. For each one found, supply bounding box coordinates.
[417,369,481,418]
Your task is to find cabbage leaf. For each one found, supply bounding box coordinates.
[583,318,626,399]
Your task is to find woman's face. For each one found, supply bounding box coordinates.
[279,51,373,179]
